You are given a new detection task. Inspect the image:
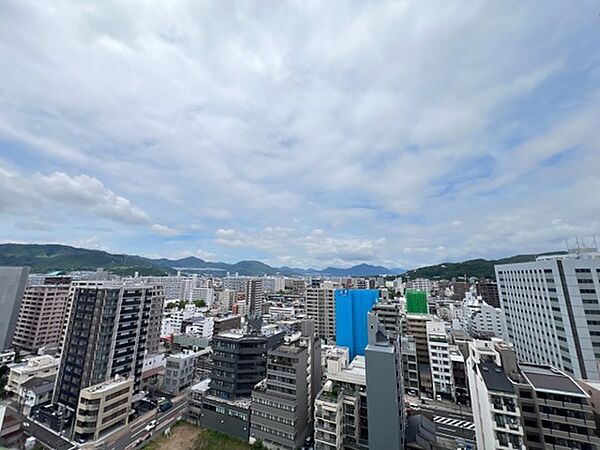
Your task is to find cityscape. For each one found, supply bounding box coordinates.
[1,2,600,450]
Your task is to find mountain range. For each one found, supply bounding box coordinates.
[0,243,404,277]
[0,243,560,279]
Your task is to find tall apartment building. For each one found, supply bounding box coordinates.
[402,336,420,393]
[496,250,600,380]
[305,282,340,343]
[365,313,405,449]
[0,266,29,351]
[143,275,192,301]
[427,320,453,400]
[335,289,379,359]
[405,278,432,296]
[462,292,508,340]
[12,282,71,353]
[477,281,501,308]
[372,301,403,338]
[54,281,164,412]
[467,339,600,450]
[246,279,264,317]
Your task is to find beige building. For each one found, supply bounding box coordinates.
[74,377,133,441]
[6,355,59,397]
[305,282,340,343]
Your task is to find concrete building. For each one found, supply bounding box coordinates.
[6,355,59,397]
[402,336,420,394]
[305,282,340,343]
[372,301,403,338]
[246,279,264,317]
[250,345,310,449]
[213,314,242,335]
[335,289,379,359]
[462,290,508,340]
[314,356,368,449]
[184,315,215,339]
[496,250,600,380]
[467,338,600,450]
[12,283,71,354]
[477,281,501,308]
[427,321,453,399]
[54,281,164,413]
[405,278,432,297]
[162,352,197,395]
[73,377,133,441]
[0,266,29,351]
[365,313,405,449]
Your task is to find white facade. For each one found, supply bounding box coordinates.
[188,286,214,306]
[160,304,204,337]
[426,321,453,398]
[405,278,432,296]
[496,251,600,380]
[462,290,508,340]
[305,281,340,343]
[185,316,215,339]
[261,277,286,293]
[466,340,526,450]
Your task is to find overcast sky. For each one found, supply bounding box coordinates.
[1,1,599,269]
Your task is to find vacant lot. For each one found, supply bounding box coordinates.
[143,422,252,450]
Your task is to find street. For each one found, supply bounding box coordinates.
[6,404,75,450]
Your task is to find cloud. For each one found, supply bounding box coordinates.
[0,1,599,268]
[0,166,150,225]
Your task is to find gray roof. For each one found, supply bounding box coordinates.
[521,365,586,396]
[22,375,56,395]
[478,362,514,394]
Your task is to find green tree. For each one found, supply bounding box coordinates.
[193,299,206,308]
[251,439,267,450]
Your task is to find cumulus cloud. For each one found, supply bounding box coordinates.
[0,1,599,267]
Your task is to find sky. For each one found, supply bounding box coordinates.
[1,1,600,270]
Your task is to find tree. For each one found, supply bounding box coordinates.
[251,439,267,450]
[193,299,206,308]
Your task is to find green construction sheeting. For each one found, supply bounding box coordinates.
[406,289,428,314]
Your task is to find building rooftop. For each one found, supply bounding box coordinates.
[21,375,55,394]
[521,365,587,397]
[82,376,132,394]
[478,362,514,394]
[330,355,366,385]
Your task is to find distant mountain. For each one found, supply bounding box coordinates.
[403,252,565,280]
[319,263,400,277]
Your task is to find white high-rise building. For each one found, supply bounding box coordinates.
[496,250,600,380]
[426,320,453,399]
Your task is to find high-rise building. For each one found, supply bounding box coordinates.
[0,266,29,351]
[305,282,340,342]
[12,282,71,353]
[246,279,264,317]
[467,338,600,450]
[54,281,164,412]
[405,279,432,297]
[462,291,508,340]
[335,289,379,359]
[496,251,600,380]
[372,301,402,338]
[365,313,405,449]
[427,321,453,400]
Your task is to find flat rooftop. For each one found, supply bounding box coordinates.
[478,362,514,394]
[521,365,587,397]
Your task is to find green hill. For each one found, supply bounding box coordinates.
[403,252,565,280]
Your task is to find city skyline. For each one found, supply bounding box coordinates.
[1,1,600,270]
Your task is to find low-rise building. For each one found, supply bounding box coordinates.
[163,352,197,395]
[73,377,133,442]
[6,355,59,397]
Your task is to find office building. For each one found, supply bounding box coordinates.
[462,291,508,340]
[73,377,133,441]
[335,289,379,359]
[365,313,405,449]
[496,250,600,380]
[54,281,164,412]
[0,266,30,351]
[467,338,600,449]
[250,345,310,449]
[305,282,340,342]
[201,329,285,440]
[13,282,71,354]
[163,352,197,395]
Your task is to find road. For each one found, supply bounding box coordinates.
[408,398,477,447]
[6,404,75,450]
[97,398,188,450]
